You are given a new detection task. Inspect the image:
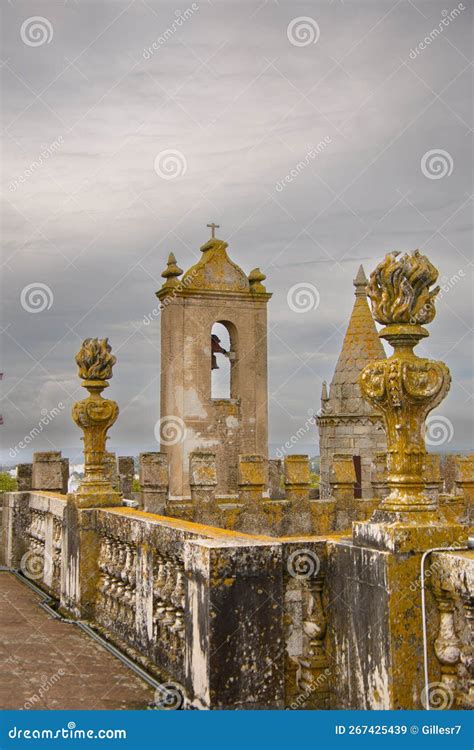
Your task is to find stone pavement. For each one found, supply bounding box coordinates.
[0,573,155,710]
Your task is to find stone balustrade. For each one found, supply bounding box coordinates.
[429,549,473,710]
[2,489,342,709]
[3,491,66,599]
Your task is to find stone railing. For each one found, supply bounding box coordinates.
[3,491,66,599]
[93,509,191,685]
[3,490,343,709]
[428,549,473,710]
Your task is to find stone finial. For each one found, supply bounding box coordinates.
[359,251,451,515]
[248,267,267,294]
[75,338,116,382]
[72,339,121,508]
[320,381,330,413]
[161,252,183,289]
[353,264,368,297]
[366,250,440,325]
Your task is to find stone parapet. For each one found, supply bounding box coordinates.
[189,451,222,526]
[118,456,135,499]
[32,451,68,494]
[139,452,168,514]
[16,463,33,492]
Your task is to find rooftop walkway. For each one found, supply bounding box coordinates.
[0,572,155,710]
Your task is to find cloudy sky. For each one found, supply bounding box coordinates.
[1,0,472,466]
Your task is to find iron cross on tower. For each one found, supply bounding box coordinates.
[207,222,220,238]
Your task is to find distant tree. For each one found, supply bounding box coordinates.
[0,472,17,492]
[132,477,141,493]
[310,472,320,488]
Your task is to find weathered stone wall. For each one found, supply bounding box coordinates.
[2,489,472,710]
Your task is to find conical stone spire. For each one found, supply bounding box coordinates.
[328,265,385,415]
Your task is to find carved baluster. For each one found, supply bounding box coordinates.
[160,561,177,647]
[297,573,329,708]
[170,565,186,657]
[459,593,474,709]
[153,555,167,641]
[432,585,460,709]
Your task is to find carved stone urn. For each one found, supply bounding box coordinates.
[72,338,122,508]
[359,251,451,514]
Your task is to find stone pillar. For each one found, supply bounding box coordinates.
[189,452,221,526]
[442,454,457,494]
[424,454,443,500]
[118,456,135,499]
[139,452,168,514]
[61,458,69,494]
[104,452,120,493]
[32,452,65,493]
[453,454,473,525]
[280,455,312,535]
[329,454,356,531]
[16,464,33,491]
[61,500,100,619]
[184,537,284,709]
[235,454,268,533]
[370,452,388,500]
[454,454,474,503]
[268,459,284,499]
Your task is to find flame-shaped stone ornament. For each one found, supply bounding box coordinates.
[359,252,451,513]
[72,338,121,507]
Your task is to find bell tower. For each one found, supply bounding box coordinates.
[156,229,271,500]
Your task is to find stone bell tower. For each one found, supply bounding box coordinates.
[156,228,271,501]
[317,266,387,498]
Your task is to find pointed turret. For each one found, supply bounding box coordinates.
[328,265,385,415]
[317,264,387,499]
